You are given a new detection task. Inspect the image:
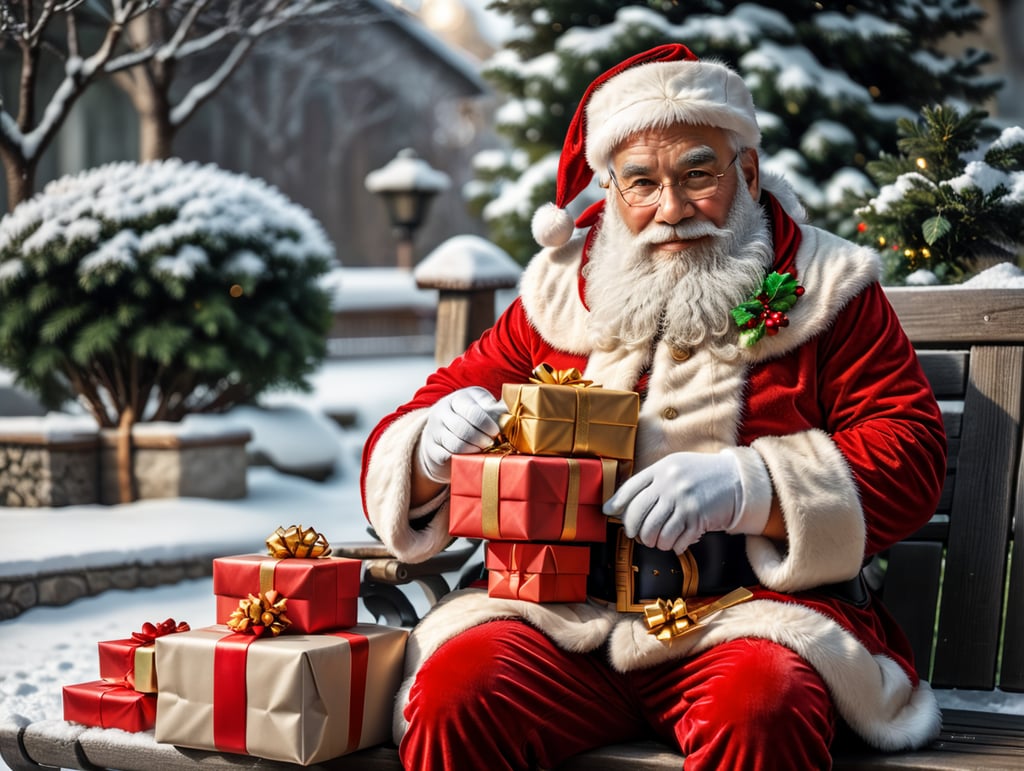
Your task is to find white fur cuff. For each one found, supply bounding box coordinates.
[363,409,454,563]
[722,446,772,536]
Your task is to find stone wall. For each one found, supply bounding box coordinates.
[0,555,218,621]
[0,437,99,507]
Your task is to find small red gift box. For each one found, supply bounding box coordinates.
[63,680,156,732]
[213,554,361,634]
[449,453,617,542]
[486,542,591,602]
[98,638,158,693]
[98,619,190,692]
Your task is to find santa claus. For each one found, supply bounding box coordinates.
[360,44,947,770]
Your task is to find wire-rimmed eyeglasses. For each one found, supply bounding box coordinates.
[605,153,740,208]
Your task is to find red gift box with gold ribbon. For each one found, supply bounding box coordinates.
[63,680,156,732]
[213,554,360,634]
[449,453,617,542]
[98,618,190,693]
[486,541,591,602]
[154,623,408,765]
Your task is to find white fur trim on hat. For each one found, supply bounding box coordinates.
[531,201,576,248]
[586,60,761,171]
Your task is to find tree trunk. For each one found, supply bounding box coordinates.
[1,150,36,212]
[116,406,137,504]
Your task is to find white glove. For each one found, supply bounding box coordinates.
[416,386,505,484]
[602,448,773,554]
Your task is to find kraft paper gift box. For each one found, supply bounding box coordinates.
[213,553,361,634]
[486,541,591,603]
[63,680,156,732]
[98,619,190,693]
[449,453,618,542]
[499,369,638,460]
[155,623,408,766]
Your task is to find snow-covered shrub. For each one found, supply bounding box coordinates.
[0,159,336,428]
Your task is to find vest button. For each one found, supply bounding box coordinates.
[671,347,691,361]
[662,407,679,420]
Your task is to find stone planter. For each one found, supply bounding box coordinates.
[0,416,252,506]
[0,421,100,507]
[98,424,252,504]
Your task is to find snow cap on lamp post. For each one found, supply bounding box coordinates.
[365,148,451,240]
[531,43,761,248]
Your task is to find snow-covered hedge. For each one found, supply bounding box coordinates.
[0,159,336,427]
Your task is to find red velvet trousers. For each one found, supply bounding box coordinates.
[400,620,836,770]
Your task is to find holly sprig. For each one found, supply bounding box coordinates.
[731,272,805,347]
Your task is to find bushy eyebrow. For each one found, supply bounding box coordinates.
[675,146,718,168]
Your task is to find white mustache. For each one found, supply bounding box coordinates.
[639,222,730,246]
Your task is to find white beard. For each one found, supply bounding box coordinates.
[582,180,774,360]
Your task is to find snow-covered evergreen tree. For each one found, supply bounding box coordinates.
[0,160,335,432]
[468,0,1002,263]
[846,105,1024,284]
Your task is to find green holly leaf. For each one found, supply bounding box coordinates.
[771,295,798,313]
[739,325,765,347]
[922,215,951,245]
[763,272,788,297]
[731,307,755,326]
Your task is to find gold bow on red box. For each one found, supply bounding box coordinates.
[643,587,754,643]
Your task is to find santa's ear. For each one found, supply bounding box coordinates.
[741,147,760,200]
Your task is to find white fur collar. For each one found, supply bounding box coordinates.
[519,206,880,369]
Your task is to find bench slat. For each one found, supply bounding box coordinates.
[999,442,1024,691]
[932,346,1023,689]
[882,541,943,677]
[886,288,1024,344]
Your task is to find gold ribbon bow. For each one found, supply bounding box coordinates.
[498,363,597,448]
[643,587,754,643]
[528,362,594,387]
[266,525,332,559]
[227,589,292,636]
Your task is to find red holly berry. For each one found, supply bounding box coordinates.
[794,286,805,297]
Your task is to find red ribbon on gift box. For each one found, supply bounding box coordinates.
[131,618,190,644]
[212,630,370,756]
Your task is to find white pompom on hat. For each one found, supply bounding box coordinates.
[531,43,761,248]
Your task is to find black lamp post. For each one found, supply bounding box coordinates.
[365,148,451,270]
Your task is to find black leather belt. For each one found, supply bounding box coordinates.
[587,521,869,611]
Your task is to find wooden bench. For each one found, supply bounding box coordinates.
[2,286,1023,770]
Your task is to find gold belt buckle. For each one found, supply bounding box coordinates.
[612,521,699,613]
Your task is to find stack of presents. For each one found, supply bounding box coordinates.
[61,364,640,765]
[62,524,408,765]
[450,363,638,602]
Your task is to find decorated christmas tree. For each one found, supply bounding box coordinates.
[467,0,1002,263]
[845,106,1024,284]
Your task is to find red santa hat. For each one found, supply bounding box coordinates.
[531,44,762,248]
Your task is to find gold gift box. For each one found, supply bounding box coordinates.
[501,381,638,460]
[155,624,407,765]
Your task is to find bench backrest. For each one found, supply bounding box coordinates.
[883,287,1024,693]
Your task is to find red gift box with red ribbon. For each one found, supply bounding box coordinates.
[449,454,617,542]
[98,618,190,693]
[485,541,591,602]
[154,623,408,765]
[63,680,156,732]
[213,554,361,634]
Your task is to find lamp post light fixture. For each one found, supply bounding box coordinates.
[365,148,451,270]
